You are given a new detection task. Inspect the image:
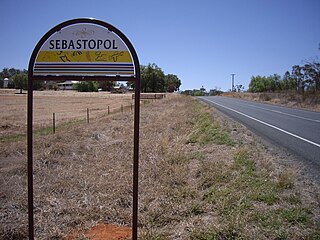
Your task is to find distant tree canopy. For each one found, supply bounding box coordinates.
[74,81,99,92]
[0,68,29,92]
[165,74,181,92]
[1,64,182,93]
[12,72,28,93]
[248,60,320,93]
[139,63,181,93]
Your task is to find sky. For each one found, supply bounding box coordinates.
[1,0,319,91]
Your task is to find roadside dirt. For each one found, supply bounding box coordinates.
[65,223,131,240]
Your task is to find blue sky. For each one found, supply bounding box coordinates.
[1,0,319,91]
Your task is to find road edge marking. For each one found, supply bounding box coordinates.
[201,97,320,148]
[246,104,320,123]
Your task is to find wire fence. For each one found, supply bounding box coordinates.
[50,101,138,134]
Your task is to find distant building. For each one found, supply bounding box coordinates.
[57,81,79,90]
[111,84,127,93]
[3,78,9,88]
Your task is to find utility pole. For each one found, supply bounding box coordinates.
[231,73,235,92]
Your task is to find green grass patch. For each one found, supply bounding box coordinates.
[279,207,312,224]
[233,149,280,205]
[234,148,256,175]
[187,111,234,146]
[0,133,26,143]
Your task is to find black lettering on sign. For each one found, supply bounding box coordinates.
[88,40,96,49]
[48,39,120,50]
[49,40,55,49]
[97,40,103,49]
[76,40,82,49]
[112,39,118,49]
[62,40,68,49]
[69,40,75,49]
[56,40,60,49]
[104,40,111,49]
[82,39,88,49]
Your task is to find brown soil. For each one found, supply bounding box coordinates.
[65,223,131,240]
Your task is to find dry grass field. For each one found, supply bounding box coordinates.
[0,89,134,138]
[0,90,320,239]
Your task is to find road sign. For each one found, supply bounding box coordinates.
[27,18,140,240]
[33,23,135,77]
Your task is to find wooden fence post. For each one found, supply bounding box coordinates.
[52,113,55,134]
[87,108,89,124]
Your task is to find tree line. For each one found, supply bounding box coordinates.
[127,63,181,93]
[248,59,320,93]
[0,63,181,93]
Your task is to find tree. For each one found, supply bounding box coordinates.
[247,59,319,94]
[281,71,295,91]
[98,80,115,91]
[291,65,304,93]
[248,75,266,92]
[0,68,9,79]
[74,81,99,92]
[302,61,320,92]
[249,74,281,92]
[141,63,165,93]
[12,72,27,93]
[165,74,181,92]
[235,84,244,92]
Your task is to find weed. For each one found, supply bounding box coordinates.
[279,207,312,224]
[255,207,312,234]
[309,231,320,240]
[185,203,205,217]
[255,210,283,229]
[234,148,255,175]
[284,194,301,205]
[190,228,242,240]
[277,169,295,189]
[198,161,230,190]
[188,111,234,146]
[190,229,217,240]
[250,179,279,205]
[0,133,26,143]
[233,149,280,205]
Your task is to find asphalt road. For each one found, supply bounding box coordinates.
[198,96,320,171]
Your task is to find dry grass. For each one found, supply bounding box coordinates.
[0,92,319,239]
[223,92,320,112]
[0,89,134,138]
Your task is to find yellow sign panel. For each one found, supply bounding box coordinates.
[36,50,132,63]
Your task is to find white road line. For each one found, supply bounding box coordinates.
[246,104,320,123]
[203,98,320,148]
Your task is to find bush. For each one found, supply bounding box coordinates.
[74,81,99,92]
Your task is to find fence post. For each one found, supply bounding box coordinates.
[87,108,89,124]
[108,106,110,115]
[121,104,123,113]
[52,113,55,134]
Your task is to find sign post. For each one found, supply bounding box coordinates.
[27,18,140,239]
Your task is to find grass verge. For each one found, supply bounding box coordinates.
[1,95,319,239]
